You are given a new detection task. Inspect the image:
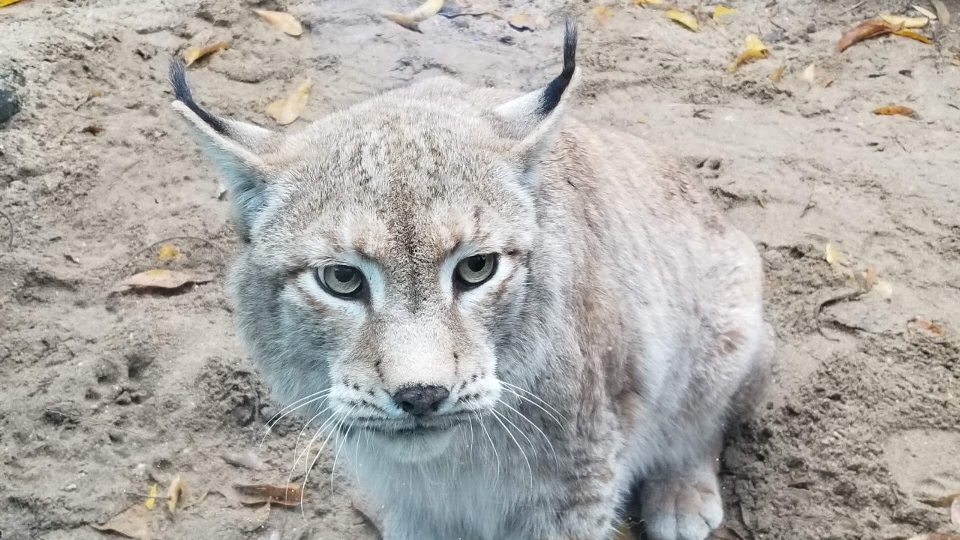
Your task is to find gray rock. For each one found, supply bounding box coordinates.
[0,87,20,125]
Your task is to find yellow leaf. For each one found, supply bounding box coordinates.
[932,0,950,25]
[666,8,699,31]
[157,243,182,261]
[265,78,312,126]
[770,64,786,82]
[873,105,917,117]
[254,9,303,36]
[183,41,230,67]
[880,13,929,28]
[713,4,736,25]
[0,0,25,6]
[912,5,937,19]
[592,5,615,26]
[893,28,933,43]
[167,475,186,516]
[825,242,845,265]
[145,483,157,510]
[728,34,769,72]
[383,0,444,33]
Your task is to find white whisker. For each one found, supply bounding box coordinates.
[491,409,533,488]
[498,398,559,466]
[474,412,500,480]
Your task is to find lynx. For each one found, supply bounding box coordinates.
[171,20,773,540]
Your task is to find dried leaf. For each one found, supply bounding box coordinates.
[145,483,158,510]
[0,0,25,6]
[222,451,268,471]
[167,475,186,516]
[92,504,154,539]
[81,124,105,135]
[825,243,846,266]
[912,5,937,19]
[233,483,306,506]
[265,79,312,125]
[873,105,917,117]
[507,12,550,31]
[729,34,769,72]
[905,535,960,540]
[713,4,736,25]
[803,63,817,85]
[183,41,229,66]
[113,269,213,293]
[920,493,960,507]
[880,13,929,28]
[907,317,946,337]
[383,0,444,33]
[254,10,303,36]
[770,64,786,82]
[837,19,896,52]
[863,266,877,289]
[634,0,664,5]
[157,243,182,261]
[932,0,950,25]
[666,8,699,31]
[893,28,933,44]
[592,5,615,26]
[951,496,960,530]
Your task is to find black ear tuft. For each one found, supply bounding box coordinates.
[538,17,578,115]
[169,59,228,135]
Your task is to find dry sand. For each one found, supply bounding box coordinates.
[1,0,959,539]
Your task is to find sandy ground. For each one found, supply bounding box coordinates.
[1,0,959,539]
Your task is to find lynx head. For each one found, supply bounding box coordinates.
[171,22,580,462]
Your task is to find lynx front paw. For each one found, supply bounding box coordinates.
[639,464,723,540]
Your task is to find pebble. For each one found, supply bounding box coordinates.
[0,87,20,125]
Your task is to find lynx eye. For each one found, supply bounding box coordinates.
[316,265,364,298]
[455,254,498,288]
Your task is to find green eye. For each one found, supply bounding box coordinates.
[455,254,498,288]
[317,265,363,298]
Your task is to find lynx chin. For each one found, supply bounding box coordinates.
[171,19,773,540]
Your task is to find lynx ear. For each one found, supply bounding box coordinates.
[494,18,581,168]
[169,61,278,240]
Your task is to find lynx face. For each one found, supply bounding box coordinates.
[170,43,577,461]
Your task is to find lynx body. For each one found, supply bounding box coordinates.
[171,22,772,540]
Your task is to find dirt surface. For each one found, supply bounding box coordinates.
[1,0,959,539]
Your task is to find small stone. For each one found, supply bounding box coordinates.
[64,483,78,492]
[806,22,817,33]
[0,87,21,125]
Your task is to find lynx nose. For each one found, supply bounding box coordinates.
[392,385,450,416]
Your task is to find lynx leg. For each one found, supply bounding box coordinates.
[639,458,724,540]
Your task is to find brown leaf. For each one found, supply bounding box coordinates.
[383,0,444,33]
[920,493,960,507]
[932,0,951,25]
[770,64,786,82]
[233,483,306,506]
[183,41,230,66]
[81,124,105,135]
[873,105,917,118]
[222,451,268,471]
[254,10,303,36]
[265,79,312,125]
[837,19,896,52]
[112,269,213,294]
[907,317,946,337]
[167,475,187,516]
[92,504,154,539]
[863,266,877,289]
[893,28,933,44]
